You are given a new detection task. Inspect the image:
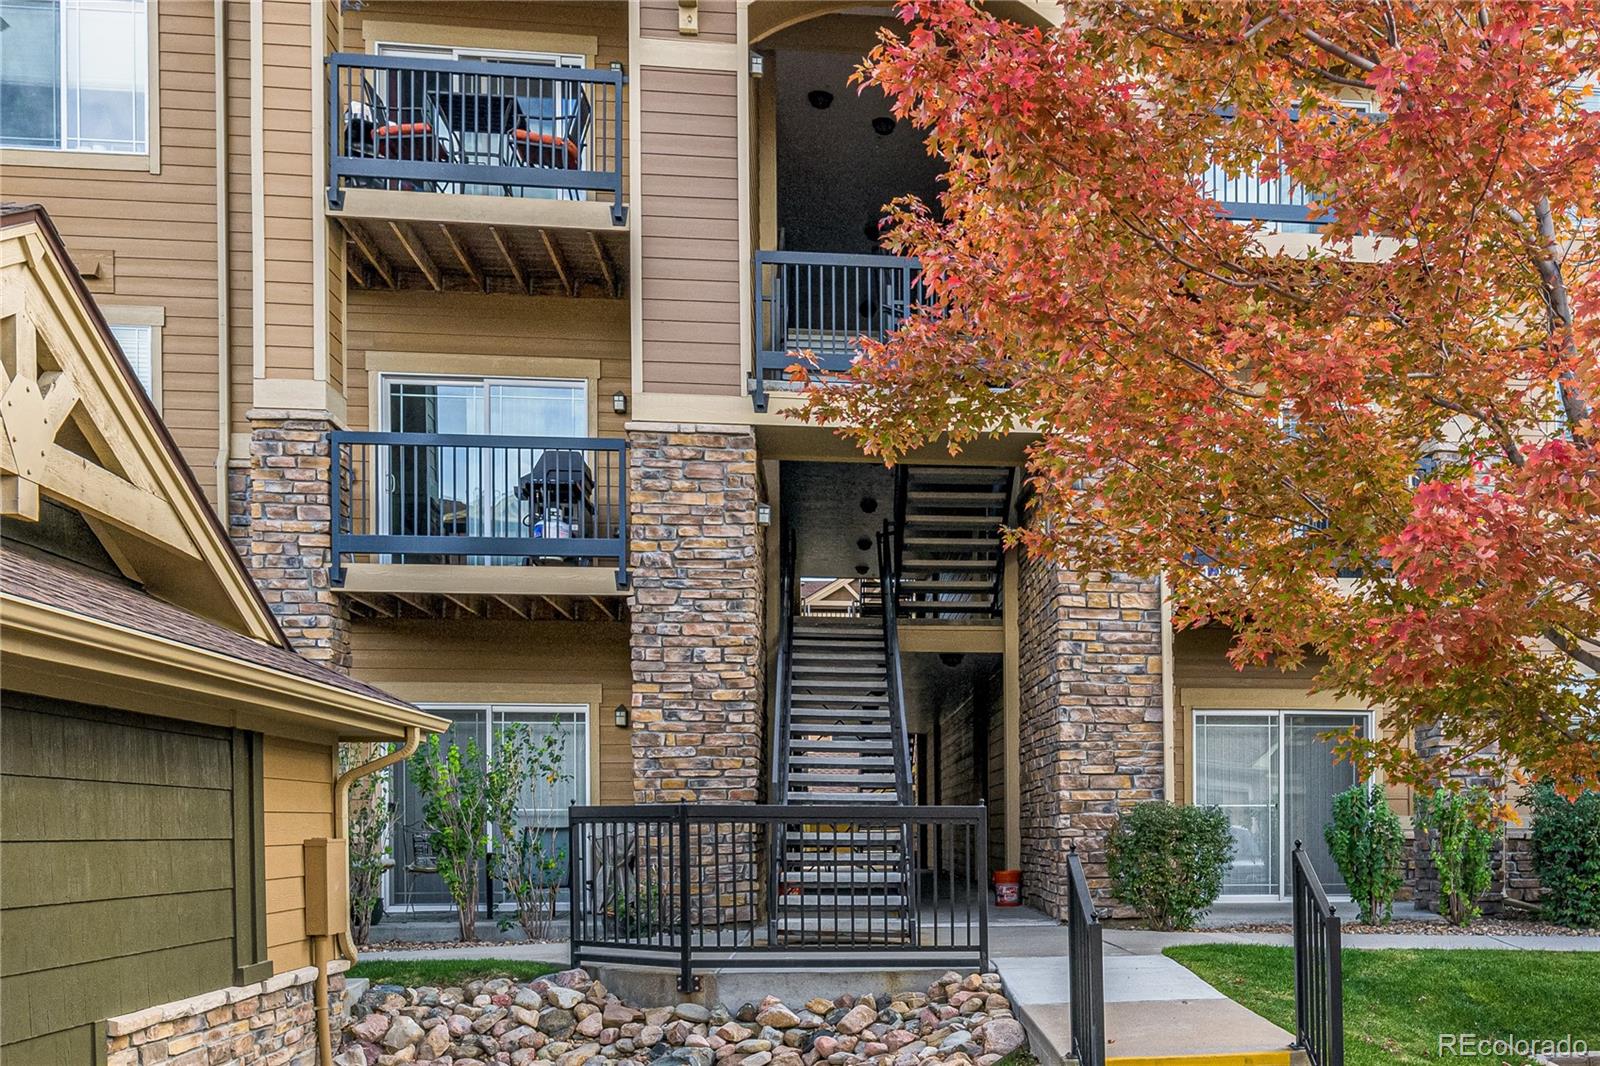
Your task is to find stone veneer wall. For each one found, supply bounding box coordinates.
[1017,550,1164,917]
[626,424,765,803]
[106,963,346,1066]
[245,411,350,669]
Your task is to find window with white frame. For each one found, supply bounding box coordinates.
[0,0,150,154]
[107,323,154,396]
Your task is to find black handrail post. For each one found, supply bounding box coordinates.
[677,801,693,994]
[325,57,344,208]
[976,800,990,972]
[615,438,630,589]
[329,431,346,587]
[568,802,581,969]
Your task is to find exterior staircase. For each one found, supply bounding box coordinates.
[894,466,1014,619]
[770,530,915,945]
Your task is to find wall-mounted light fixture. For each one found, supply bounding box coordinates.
[757,503,772,526]
[749,52,765,77]
[612,391,628,415]
[614,704,630,729]
[808,89,834,110]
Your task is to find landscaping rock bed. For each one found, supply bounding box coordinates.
[337,968,1026,1066]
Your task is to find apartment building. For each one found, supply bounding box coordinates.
[2,0,1434,946]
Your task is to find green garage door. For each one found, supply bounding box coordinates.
[0,694,267,1065]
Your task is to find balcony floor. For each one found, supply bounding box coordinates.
[335,188,627,298]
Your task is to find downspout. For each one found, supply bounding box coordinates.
[314,726,422,1066]
[213,0,231,504]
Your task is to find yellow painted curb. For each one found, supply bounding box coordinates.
[1106,1052,1293,1066]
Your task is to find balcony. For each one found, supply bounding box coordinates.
[329,432,627,615]
[751,251,927,411]
[326,52,627,298]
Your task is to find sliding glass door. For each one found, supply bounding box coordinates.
[1194,710,1369,900]
[389,704,588,911]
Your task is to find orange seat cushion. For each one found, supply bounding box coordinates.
[374,122,434,137]
[511,127,580,164]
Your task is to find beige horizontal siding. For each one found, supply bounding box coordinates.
[639,66,742,395]
[345,289,630,436]
[0,4,223,501]
[639,0,737,42]
[262,736,335,972]
[351,620,634,804]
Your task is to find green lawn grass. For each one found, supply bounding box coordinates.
[1164,945,1600,1066]
[347,958,561,987]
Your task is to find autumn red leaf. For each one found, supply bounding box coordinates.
[801,0,1600,797]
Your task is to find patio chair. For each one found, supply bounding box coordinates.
[505,87,593,196]
[402,831,439,915]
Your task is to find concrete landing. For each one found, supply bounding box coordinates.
[995,954,1303,1066]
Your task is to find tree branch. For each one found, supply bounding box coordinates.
[1296,26,1381,72]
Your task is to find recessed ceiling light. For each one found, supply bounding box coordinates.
[860,496,879,514]
[857,536,873,551]
[855,564,869,576]
[808,89,834,110]
[872,116,896,136]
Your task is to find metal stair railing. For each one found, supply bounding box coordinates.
[1292,840,1344,1066]
[1066,847,1106,1066]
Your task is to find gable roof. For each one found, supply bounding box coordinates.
[1,203,283,644]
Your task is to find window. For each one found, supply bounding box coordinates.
[107,323,153,395]
[0,0,150,154]
[383,375,588,438]
[102,306,162,403]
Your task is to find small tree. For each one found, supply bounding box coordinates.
[340,742,396,946]
[1107,802,1234,931]
[489,724,572,941]
[410,735,501,940]
[1324,782,1405,924]
[1417,786,1497,925]
[1530,782,1600,929]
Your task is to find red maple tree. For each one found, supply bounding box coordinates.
[800,1,1600,798]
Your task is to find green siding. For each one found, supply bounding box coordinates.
[0,694,270,1064]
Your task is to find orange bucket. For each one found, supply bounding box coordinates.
[993,869,1021,906]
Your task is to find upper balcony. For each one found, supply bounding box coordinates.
[326,52,627,299]
[329,430,627,618]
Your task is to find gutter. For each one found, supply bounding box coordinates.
[314,726,423,1066]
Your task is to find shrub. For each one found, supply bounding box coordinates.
[1416,785,1496,925]
[411,735,504,940]
[1530,782,1600,929]
[1324,782,1405,924]
[1107,801,1234,930]
[488,724,572,942]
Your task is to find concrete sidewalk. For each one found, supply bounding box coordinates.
[996,951,1302,1066]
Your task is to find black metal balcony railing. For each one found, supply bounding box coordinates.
[569,803,989,993]
[326,52,625,224]
[329,431,628,588]
[751,251,928,411]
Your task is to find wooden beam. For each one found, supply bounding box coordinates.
[389,221,441,292]
[492,595,529,619]
[344,254,372,289]
[340,219,395,289]
[489,226,530,294]
[39,444,194,555]
[539,595,574,620]
[588,232,619,298]
[393,592,434,617]
[345,591,395,618]
[439,223,485,292]
[443,593,480,616]
[587,595,617,621]
[539,229,574,296]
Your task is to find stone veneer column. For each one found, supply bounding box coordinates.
[627,423,765,803]
[1017,549,1164,916]
[244,411,350,670]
